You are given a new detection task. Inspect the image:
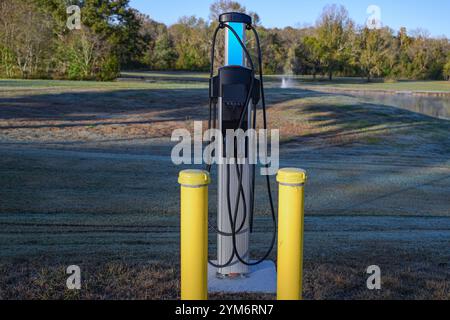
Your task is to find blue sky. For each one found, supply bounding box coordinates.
[130,0,450,38]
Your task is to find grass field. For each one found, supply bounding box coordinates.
[0,75,449,299]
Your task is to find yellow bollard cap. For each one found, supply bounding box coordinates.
[277,168,307,185]
[178,170,211,187]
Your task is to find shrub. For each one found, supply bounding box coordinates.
[97,55,120,81]
[444,60,450,81]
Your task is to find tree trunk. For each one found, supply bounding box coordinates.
[328,71,332,81]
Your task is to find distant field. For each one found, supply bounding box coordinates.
[2,75,449,93]
[0,78,206,93]
[121,71,210,79]
[299,80,450,93]
[120,71,450,92]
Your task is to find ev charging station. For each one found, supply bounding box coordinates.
[207,12,277,292]
[179,12,306,299]
[217,15,252,277]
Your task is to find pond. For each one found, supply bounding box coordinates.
[274,77,450,121]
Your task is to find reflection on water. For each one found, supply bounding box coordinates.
[349,92,450,121]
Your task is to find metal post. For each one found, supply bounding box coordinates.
[276,168,307,300]
[179,170,210,300]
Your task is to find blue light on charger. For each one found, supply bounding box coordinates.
[226,22,245,66]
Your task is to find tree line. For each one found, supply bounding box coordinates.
[1,0,450,81]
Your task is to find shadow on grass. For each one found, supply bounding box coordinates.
[0,87,326,125]
[280,94,449,143]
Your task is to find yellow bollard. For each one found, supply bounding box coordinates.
[179,170,210,300]
[276,168,307,300]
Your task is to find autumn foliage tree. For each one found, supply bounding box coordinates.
[0,0,449,81]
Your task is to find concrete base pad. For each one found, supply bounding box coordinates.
[208,261,276,294]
